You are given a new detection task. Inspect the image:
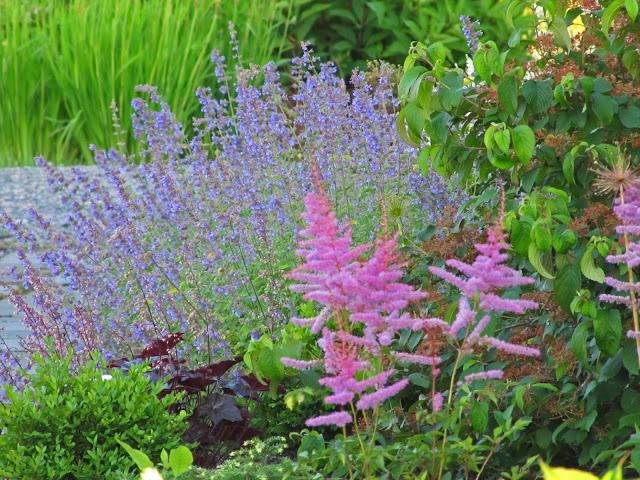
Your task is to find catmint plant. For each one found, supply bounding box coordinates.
[0,45,464,388]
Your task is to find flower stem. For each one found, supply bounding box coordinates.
[436,348,462,480]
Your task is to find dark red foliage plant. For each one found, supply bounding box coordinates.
[111,332,268,467]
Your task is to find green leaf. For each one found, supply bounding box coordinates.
[554,229,577,254]
[116,440,154,471]
[522,80,554,114]
[439,71,464,111]
[570,321,591,367]
[532,221,552,252]
[535,428,552,449]
[498,74,519,116]
[623,340,640,375]
[592,93,618,124]
[398,66,428,100]
[404,103,427,141]
[562,151,576,185]
[574,409,598,431]
[418,148,430,177]
[580,245,605,283]
[528,243,555,279]
[473,47,491,82]
[623,48,640,79]
[494,128,511,154]
[625,0,639,21]
[550,16,571,51]
[602,0,625,33]
[169,446,193,476]
[554,263,581,311]
[512,125,535,164]
[484,124,496,151]
[257,349,284,383]
[408,372,431,388]
[594,309,622,357]
[471,401,489,434]
[620,106,640,128]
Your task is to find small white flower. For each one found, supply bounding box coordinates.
[101,374,113,381]
[140,467,163,480]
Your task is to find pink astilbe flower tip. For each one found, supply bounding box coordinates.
[305,411,353,427]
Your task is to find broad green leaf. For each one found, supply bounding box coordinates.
[439,71,464,110]
[398,66,428,100]
[594,309,622,357]
[512,125,535,164]
[484,125,496,151]
[532,221,552,252]
[471,401,489,434]
[116,440,154,470]
[169,446,193,476]
[408,372,431,388]
[574,409,598,431]
[404,103,427,141]
[494,129,511,154]
[486,42,504,77]
[522,80,554,114]
[580,245,605,283]
[593,77,613,94]
[473,47,491,82]
[528,243,554,279]
[592,93,618,124]
[535,428,552,449]
[623,340,640,375]
[625,0,639,21]
[602,0,625,33]
[554,263,581,311]
[623,48,640,79]
[553,229,577,254]
[396,109,419,147]
[620,106,640,128]
[550,16,571,51]
[498,74,519,115]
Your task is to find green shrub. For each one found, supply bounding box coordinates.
[290,0,535,74]
[0,352,188,479]
[182,437,312,480]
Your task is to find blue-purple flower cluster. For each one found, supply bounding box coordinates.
[0,46,464,384]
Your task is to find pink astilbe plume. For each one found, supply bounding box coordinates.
[288,190,369,333]
[286,190,434,427]
[429,216,540,364]
[430,221,537,315]
[600,182,640,353]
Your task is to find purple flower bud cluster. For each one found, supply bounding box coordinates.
[0,47,464,386]
[459,16,483,57]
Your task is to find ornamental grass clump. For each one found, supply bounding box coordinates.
[0,46,463,387]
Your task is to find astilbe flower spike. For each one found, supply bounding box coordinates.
[600,181,640,363]
[283,189,433,427]
[429,214,540,384]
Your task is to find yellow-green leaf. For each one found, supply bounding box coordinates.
[539,461,598,480]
